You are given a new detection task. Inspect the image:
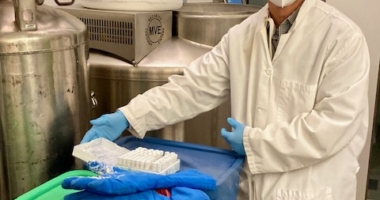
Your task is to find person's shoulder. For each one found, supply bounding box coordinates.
[227,7,265,36]
[314,1,363,36]
[242,7,265,27]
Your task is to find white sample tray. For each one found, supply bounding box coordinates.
[73,138,180,175]
[117,147,181,175]
[118,159,180,175]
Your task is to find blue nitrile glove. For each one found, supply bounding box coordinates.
[221,117,246,156]
[63,187,210,200]
[81,110,129,143]
[62,168,216,195]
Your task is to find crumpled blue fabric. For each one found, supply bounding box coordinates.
[64,187,210,200]
[62,163,216,200]
[62,169,216,195]
[85,160,119,175]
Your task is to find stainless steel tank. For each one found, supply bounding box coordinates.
[89,39,211,142]
[0,0,88,199]
[175,3,259,46]
[90,3,260,148]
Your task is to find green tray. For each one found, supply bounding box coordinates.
[16,170,97,200]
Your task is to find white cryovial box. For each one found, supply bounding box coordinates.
[72,138,130,166]
[117,147,180,175]
[72,138,181,174]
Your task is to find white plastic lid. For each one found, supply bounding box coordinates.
[72,138,130,165]
[81,0,183,11]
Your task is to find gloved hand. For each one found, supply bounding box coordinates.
[81,110,129,143]
[63,187,210,200]
[62,167,216,195]
[221,117,246,156]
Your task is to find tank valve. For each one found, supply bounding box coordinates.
[91,91,98,108]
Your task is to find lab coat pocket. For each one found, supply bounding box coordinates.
[276,187,332,200]
[277,80,317,122]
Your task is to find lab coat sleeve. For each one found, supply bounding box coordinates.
[118,36,231,138]
[243,33,370,174]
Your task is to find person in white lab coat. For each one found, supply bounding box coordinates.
[81,0,370,199]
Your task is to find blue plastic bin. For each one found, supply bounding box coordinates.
[116,136,245,200]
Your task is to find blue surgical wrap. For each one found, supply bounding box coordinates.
[63,187,210,200]
[62,164,216,200]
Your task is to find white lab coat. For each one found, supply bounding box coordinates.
[119,0,370,199]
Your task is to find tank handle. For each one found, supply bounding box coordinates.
[13,0,37,31]
[54,0,75,6]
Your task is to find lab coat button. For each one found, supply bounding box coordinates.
[266,68,273,75]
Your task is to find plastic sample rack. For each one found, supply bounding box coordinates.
[73,138,180,175]
[118,147,180,174]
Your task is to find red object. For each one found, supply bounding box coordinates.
[156,189,171,197]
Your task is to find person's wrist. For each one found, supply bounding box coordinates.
[116,110,129,129]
